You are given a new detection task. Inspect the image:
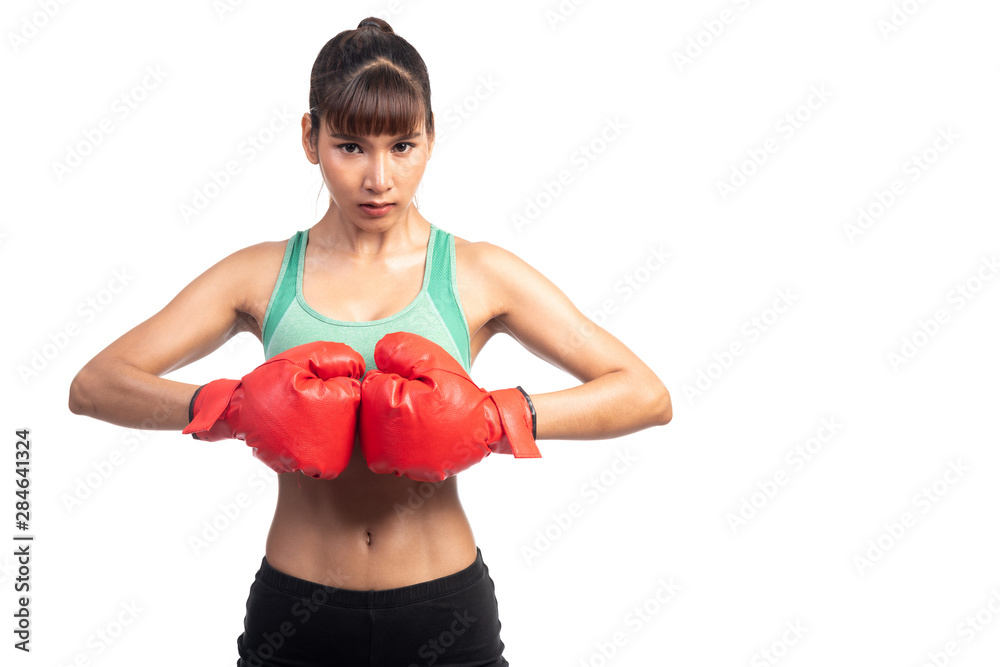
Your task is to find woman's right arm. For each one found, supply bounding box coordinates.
[67,243,279,430]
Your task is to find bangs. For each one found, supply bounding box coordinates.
[322,61,426,138]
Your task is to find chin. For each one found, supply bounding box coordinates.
[351,213,399,232]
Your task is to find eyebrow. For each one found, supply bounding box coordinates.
[329,132,422,141]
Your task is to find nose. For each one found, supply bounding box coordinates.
[363,150,392,193]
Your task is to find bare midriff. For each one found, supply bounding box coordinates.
[263,434,479,591]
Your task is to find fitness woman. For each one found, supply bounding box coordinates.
[68,17,672,666]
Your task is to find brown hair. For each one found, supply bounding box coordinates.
[307,17,434,147]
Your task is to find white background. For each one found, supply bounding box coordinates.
[3,0,1000,665]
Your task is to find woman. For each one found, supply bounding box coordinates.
[68,17,671,666]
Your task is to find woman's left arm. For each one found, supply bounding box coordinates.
[476,242,672,440]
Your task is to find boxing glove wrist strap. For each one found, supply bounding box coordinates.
[188,385,204,425]
[489,388,541,458]
[183,378,242,441]
[515,386,537,440]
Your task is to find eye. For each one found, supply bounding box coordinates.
[338,143,362,154]
[394,142,415,153]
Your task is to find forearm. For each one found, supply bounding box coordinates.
[69,360,199,431]
[527,370,672,441]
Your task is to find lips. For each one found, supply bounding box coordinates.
[359,202,394,217]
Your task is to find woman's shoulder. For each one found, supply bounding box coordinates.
[195,237,294,293]
[452,233,527,276]
[200,237,297,322]
[229,237,291,263]
[216,235,294,269]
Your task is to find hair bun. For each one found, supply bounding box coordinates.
[357,17,394,34]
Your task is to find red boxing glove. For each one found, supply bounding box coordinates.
[359,331,540,483]
[182,341,365,480]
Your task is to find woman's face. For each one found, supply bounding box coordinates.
[302,113,434,229]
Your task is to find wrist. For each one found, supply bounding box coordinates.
[188,385,204,424]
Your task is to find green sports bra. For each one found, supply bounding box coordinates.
[261,224,472,375]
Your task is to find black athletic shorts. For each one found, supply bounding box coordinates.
[236,547,508,666]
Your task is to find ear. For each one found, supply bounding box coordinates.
[301,112,319,165]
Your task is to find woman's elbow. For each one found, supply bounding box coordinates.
[638,373,674,426]
[68,367,97,417]
[626,371,672,428]
[654,386,673,426]
[644,381,672,426]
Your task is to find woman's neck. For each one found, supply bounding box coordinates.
[311,199,430,258]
